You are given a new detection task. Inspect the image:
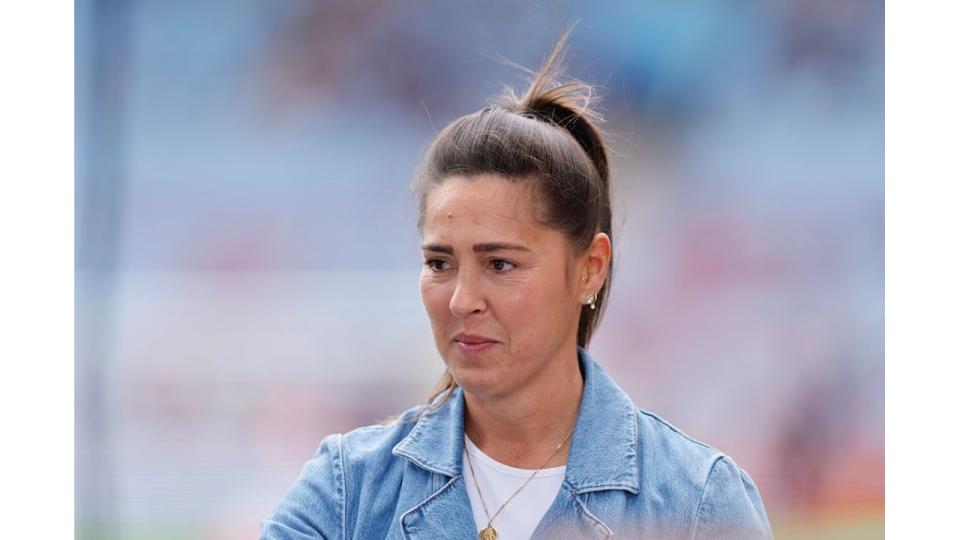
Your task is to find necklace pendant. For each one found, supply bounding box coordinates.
[478,525,498,540]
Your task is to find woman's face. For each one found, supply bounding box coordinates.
[419,174,584,399]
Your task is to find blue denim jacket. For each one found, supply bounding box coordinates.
[262,347,773,539]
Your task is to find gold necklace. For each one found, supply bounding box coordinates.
[463,426,575,540]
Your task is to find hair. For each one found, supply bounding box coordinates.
[411,27,614,410]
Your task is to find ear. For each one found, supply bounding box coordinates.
[578,233,611,297]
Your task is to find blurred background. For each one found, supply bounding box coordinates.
[75,0,883,538]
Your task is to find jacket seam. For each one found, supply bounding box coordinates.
[336,434,346,540]
[630,406,640,486]
[638,408,716,452]
[690,454,727,540]
[575,482,640,495]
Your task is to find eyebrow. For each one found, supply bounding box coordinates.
[421,242,533,254]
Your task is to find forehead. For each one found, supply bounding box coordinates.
[422,175,545,239]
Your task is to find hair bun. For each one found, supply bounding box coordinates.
[496,25,609,184]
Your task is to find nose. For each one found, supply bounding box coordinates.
[448,269,486,319]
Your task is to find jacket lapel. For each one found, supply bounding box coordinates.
[399,475,478,539]
[392,382,465,478]
[392,384,477,539]
[564,346,640,495]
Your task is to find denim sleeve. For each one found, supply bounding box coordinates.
[260,434,344,540]
[692,456,773,539]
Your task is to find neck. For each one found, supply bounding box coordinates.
[463,345,584,469]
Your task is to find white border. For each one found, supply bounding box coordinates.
[0,3,74,538]
[887,0,960,536]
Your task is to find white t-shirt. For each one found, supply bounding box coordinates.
[462,434,566,540]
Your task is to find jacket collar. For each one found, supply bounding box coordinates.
[392,346,640,494]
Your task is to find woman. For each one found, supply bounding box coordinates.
[262,31,772,540]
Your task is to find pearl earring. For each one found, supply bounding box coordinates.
[582,273,595,309]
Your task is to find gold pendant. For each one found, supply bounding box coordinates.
[479,525,498,540]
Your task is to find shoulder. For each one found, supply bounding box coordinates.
[261,404,429,538]
[634,407,725,475]
[630,407,724,505]
[632,408,772,538]
[328,400,458,492]
[633,405,752,493]
[277,402,428,500]
[335,403,425,466]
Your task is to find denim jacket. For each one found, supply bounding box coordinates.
[262,347,773,539]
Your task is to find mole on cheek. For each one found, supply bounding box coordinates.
[447,212,454,219]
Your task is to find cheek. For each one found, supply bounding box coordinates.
[498,276,573,341]
[419,278,451,327]
[497,282,554,329]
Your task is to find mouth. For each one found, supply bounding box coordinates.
[452,333,498,355]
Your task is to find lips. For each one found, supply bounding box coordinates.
[452,333,498,354]
[452,333,497,344]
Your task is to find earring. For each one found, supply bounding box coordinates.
[583,273,596,310]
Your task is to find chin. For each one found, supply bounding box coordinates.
[457,378,506,399]
[445,356,506,397]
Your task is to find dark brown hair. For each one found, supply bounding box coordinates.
[412,27,614,408]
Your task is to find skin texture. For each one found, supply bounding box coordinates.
[419,174,611,468]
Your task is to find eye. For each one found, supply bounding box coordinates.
[424,258,451,273]
[489,259,516,273]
